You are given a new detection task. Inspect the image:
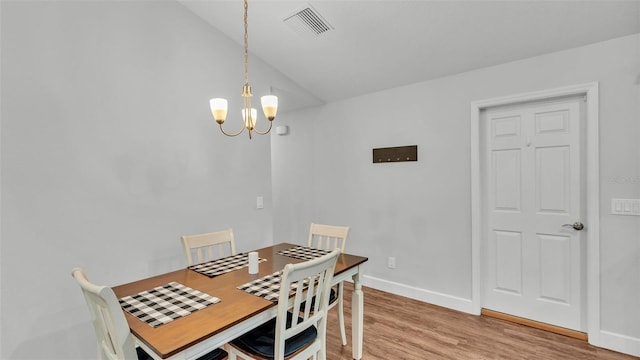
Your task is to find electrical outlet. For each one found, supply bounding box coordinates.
[387,257,396,269]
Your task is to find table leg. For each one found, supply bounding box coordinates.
[351,270,363,360]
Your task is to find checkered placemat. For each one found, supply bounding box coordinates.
[276,246,331,261]
[119,282,220,328]
[237,271,310,302]
[189,253,267,277]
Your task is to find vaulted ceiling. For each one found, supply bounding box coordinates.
[180,0,640,108]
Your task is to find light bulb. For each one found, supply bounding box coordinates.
[210,98,228,124]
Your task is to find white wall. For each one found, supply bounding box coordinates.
[2,0,638,357]
[272,34,640,355]
[0,1,307,358]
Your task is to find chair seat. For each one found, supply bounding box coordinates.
[328,287,337,304]
[230,312,317,358]
[137,347,227,360]
[300,287,337,311]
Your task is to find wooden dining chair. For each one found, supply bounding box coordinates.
[71,268,228,360]
[308,222,350,346]
[181,228,236,266]
[227,249,340,360]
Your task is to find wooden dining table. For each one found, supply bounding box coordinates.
[112,242,369,360]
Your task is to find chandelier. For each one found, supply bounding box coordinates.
[209,0,278,139]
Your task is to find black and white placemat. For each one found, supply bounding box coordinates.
[189,253,267,277]
[237,271,311,302]
[276,246,331,261]
[119,282,220,328]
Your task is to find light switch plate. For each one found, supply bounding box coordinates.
[256,196,264,209]
[611,198,640,216]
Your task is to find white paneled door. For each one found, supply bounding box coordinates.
[481,96,586,332]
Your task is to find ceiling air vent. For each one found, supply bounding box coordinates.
[283,5,333,38]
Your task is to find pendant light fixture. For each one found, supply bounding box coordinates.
[209,0,278,139]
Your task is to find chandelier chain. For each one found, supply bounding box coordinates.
[243,0,249,85]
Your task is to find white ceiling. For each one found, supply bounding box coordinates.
[179,0,640,105]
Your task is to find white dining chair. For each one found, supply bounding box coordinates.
[71,267,228,360]
[181,228,236,266]
[227,249,340,360]
[308,222,350,346]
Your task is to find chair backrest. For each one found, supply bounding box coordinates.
[71,268,137,360]
[308,223,349,253]
[181,228,236,266]
[274,249,340,360]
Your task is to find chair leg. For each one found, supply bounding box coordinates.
[337,282,347,346]
[97,345,105,360]
[223,344,233,359]
[228,346,254,360]
[227,348,237,360]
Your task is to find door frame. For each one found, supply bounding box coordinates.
[470,82,600,344]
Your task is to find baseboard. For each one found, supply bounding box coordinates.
[362,275,475,314]
[591,330,640,357]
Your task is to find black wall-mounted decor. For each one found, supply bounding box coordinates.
[372,145,418,163]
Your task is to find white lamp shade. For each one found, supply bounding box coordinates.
[260,95,278,120]
[210,98,228,123]
[242,108,257,129]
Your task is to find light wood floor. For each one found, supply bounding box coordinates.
[326,283,637,360]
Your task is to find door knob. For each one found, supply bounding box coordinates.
[562,222,584,231]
